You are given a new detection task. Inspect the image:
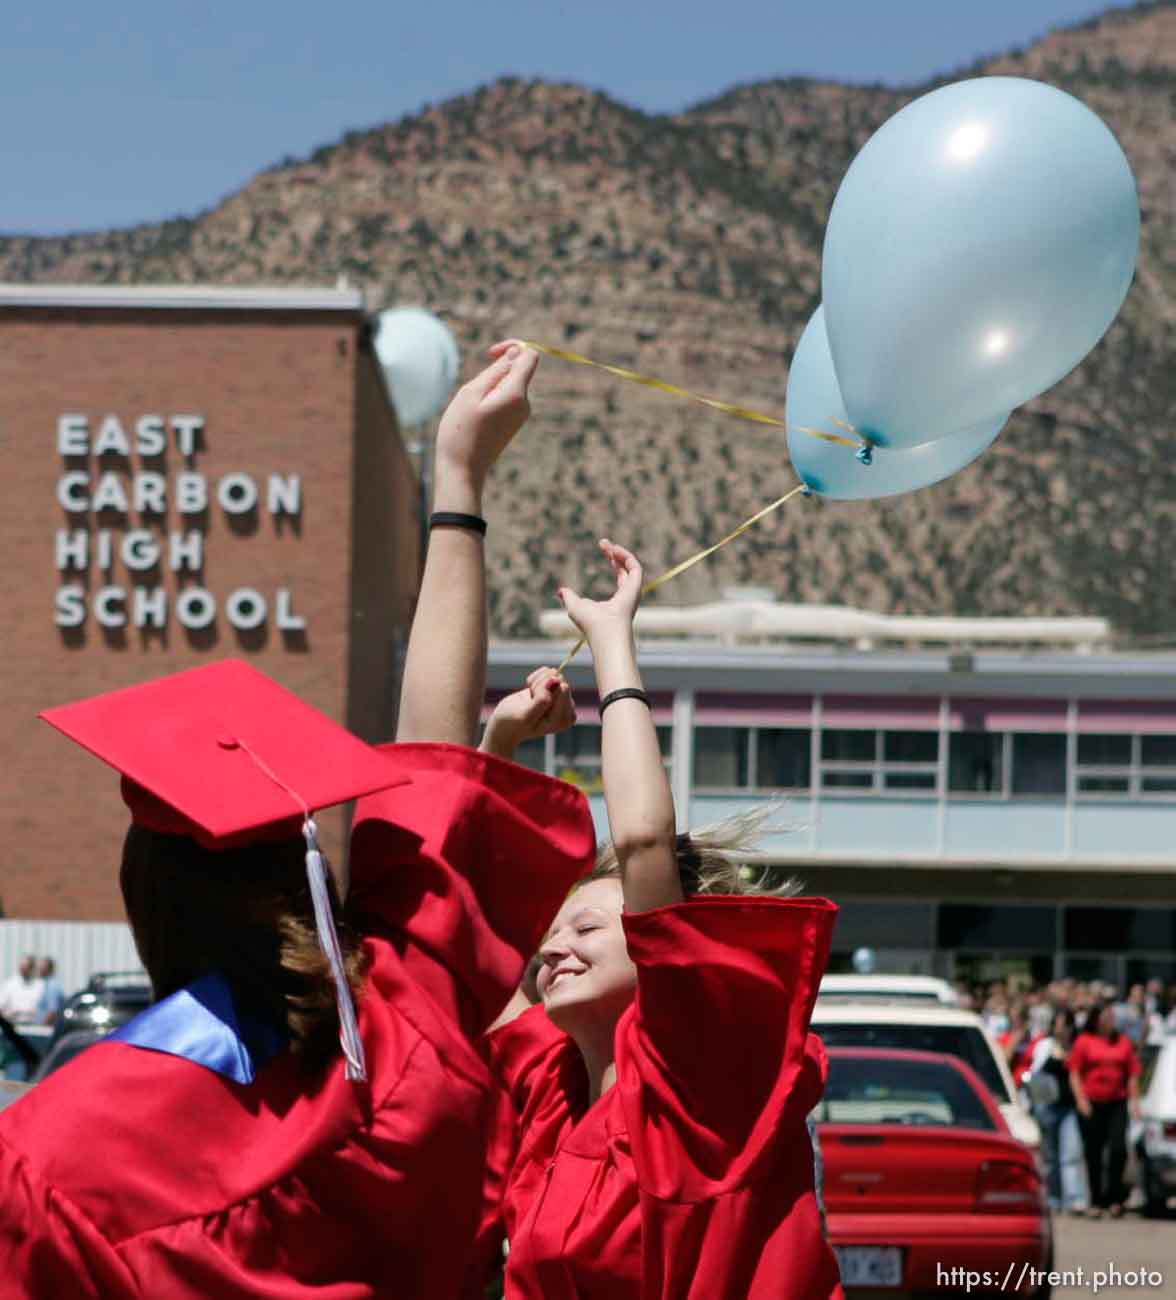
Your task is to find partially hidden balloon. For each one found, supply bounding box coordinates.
[373,306,461,428]
[822,77,1138,449]
[785,306,1008,500]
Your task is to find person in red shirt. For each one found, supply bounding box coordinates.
[0,344,599,1300]
[1068,1000,1142,1218]
[485,539,842,1300]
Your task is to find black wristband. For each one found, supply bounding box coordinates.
[429,511,487,536]
[599,688,651,715]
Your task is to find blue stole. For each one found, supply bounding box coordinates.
[110,973,287,1085]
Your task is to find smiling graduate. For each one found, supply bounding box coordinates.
[483,539,843,1300]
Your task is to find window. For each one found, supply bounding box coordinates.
[884,732,937,763]
[1064,907,1176,952]
[1076,732,1131,795]
[820,729,875,791]
[1140,735,1176,795]
[755,728,810,790]
[1142,735,1176,763]
[1010,733,1066,796]
[832,901,934,950]
[1072,733,1176,798]
[822,729,876,762]
[512,738,547,773]
[883,731,937,790]
[693,726,813,791]
[937,904,1055,951]
[555,723,671,792]
[819,1056,996,1130]
[1078,734,1131,764]
[693,727,749,789]
[819,729,938,794]
[811,1022,1008,1103]
[948,732,1004,795]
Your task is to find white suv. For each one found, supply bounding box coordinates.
[811,1000,1041,1149]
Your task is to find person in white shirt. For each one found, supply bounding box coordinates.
[0,955,45,1025]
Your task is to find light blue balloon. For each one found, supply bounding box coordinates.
[822,77,1138,449]
[785,306,1007,500]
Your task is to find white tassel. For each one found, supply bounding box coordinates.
[303,818,367,1082]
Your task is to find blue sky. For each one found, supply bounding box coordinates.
[1,1,1130,235]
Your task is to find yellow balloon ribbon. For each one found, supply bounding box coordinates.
[516,339,862,448]
[556,482,809,671]
[510,339,856,669]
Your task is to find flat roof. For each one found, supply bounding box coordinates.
[488,638,1176,699]
[0,283,366,313]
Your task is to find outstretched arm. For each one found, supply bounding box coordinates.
[559,540,682,913]
[396,343,540,744]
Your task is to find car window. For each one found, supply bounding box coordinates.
[817,1056,996,1130]
[813,1023,1010,1102]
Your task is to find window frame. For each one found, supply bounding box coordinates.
[692,723,813,794]
[1072,732,1176,801]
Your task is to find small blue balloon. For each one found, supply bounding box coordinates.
[822,77,1139,448]
[786,306,1007,500]
[852,947,877,975]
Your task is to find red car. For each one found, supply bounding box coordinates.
[818,1048,1053,1299]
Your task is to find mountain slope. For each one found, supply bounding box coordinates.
[3,1,1173,639]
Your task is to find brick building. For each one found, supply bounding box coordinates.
[1,284,421,920]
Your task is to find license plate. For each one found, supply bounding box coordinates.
[834,1246,904,1287]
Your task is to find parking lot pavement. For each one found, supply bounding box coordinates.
[1052,1211,1173,1298]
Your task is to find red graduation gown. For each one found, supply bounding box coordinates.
[489,897,844,1300]
[0,745,594,1300]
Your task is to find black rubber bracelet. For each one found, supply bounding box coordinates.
[599,688,651,715]
[429,511,487,536]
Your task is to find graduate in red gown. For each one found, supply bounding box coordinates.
[0,345,598,1300]
[486,539,844,1300]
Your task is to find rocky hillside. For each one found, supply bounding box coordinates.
[3,1,1173,639]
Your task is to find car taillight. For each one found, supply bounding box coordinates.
[974,1160,1043,1213]
[1164,1123,1176,1140]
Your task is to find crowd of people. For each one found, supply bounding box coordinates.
[961,976,1175,1056]
[958,976,1157,1220]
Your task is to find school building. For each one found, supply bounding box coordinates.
[0,283,420,920]
[488,603,1176,991]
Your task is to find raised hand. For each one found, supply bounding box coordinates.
[434,343,540,495]
[480,668,577,761]
[556,539,644,649]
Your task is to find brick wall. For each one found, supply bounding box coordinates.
[0,305,419,918]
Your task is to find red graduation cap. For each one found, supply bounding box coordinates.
[39,659,407,1082]
[39,659,406,849]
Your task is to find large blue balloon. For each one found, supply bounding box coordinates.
[786,306,1007,500]
[822,77,1138,449]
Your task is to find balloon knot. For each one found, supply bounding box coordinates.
[855,444,874,466]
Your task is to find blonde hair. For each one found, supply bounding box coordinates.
[581,804,802,898]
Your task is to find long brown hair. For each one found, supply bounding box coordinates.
[120,826,369,1074]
